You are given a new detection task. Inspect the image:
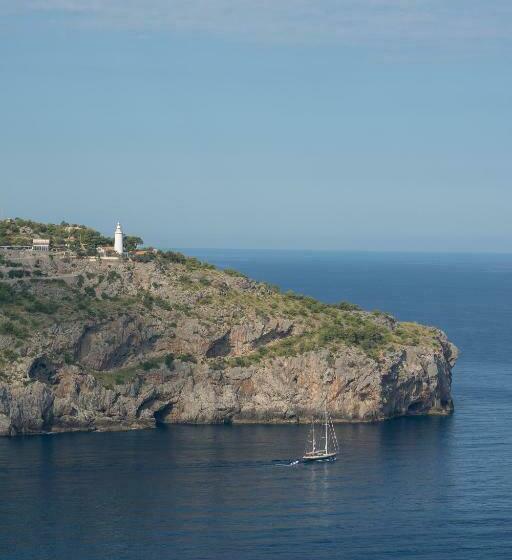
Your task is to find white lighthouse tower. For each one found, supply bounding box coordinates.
[114,222,124,255]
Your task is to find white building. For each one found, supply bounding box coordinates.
[114,222,123,255]
[96,245,118,258]
[32,238,50,251]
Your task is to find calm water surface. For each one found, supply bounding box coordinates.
[1,250,512,559]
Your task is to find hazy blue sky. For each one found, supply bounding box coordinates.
[1,1,512,251]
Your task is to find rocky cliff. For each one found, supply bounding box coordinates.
[0,249,457,436]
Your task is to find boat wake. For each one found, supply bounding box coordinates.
[273,458,337,467]
[272,459,301,467]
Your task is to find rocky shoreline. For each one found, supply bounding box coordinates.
[0,249,457,436]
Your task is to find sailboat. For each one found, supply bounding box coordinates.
[302,405,339,462]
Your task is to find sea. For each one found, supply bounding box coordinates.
[1,250,512,559]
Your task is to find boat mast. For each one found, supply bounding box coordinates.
[325,403,328,453]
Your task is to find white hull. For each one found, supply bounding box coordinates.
[302,452,337,462]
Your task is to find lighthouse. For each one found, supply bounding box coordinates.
[114,222,123,254]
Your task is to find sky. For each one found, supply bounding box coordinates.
[1,1,512,251]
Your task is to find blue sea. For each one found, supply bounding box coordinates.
[2,250,512,559]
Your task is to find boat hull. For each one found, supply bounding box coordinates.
[302,452,337,462]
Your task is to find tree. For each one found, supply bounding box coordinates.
[124,236,144,252]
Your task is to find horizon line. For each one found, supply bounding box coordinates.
[171,246,512,256]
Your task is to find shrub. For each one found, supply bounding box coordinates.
[3,348,18,362]
[132,253,156,263]
[24,299,58,314]
[164,353,175,369]
[8,269,30,279]
[124,236,144,252]
[228,353,265,367]
[177,353,197,364]
[107,270,121,282]
[174,303,192,316]
[0,282,14,303]
[210,359,226,370]
[224,268,246,278]
[84,286,96,298]
[160,251,187,264]
[335,301,361,311]
[184,257,202,271]
[63,352,74,365]
[153,296,171,311]
[0,321,27,339]
[142,293,153,308]
[4,308,25,322]
[317,320,389,353]
[178,274,193,287]
[142,359,159,371]
[201,262,216,270]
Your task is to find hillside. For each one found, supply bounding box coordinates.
[0,218,142,254]
[0,225,457,435]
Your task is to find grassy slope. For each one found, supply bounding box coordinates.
[0,258,439,380]
[0,219,441,384]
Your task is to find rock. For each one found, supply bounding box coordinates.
[0,248,458,436]
[0,382,54,435]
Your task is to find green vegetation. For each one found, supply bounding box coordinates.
[177,353,197,363]
[154,297,172,311]
[138,290,171,311]
[92,365,140,389]
[84,286,96,298]
[93,356,167,388]
[63,352,75,365]
[1,283,47,313]
[3,348,19,363]
[107,270,121,282]
[178,274,193,287]
[23,299,58,314]
[164,353,175,369]
[159,250,187,264]
[0,219,440,383]
[142,358,160,371]
[124,236,144,252]
[224,268,247,278]
[0,320,27,339]
[0,282,14,303]
[335,301,362,311]
[0,218,142,256]
[8,269,30,279]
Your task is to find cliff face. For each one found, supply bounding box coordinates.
[0,250,457,436]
